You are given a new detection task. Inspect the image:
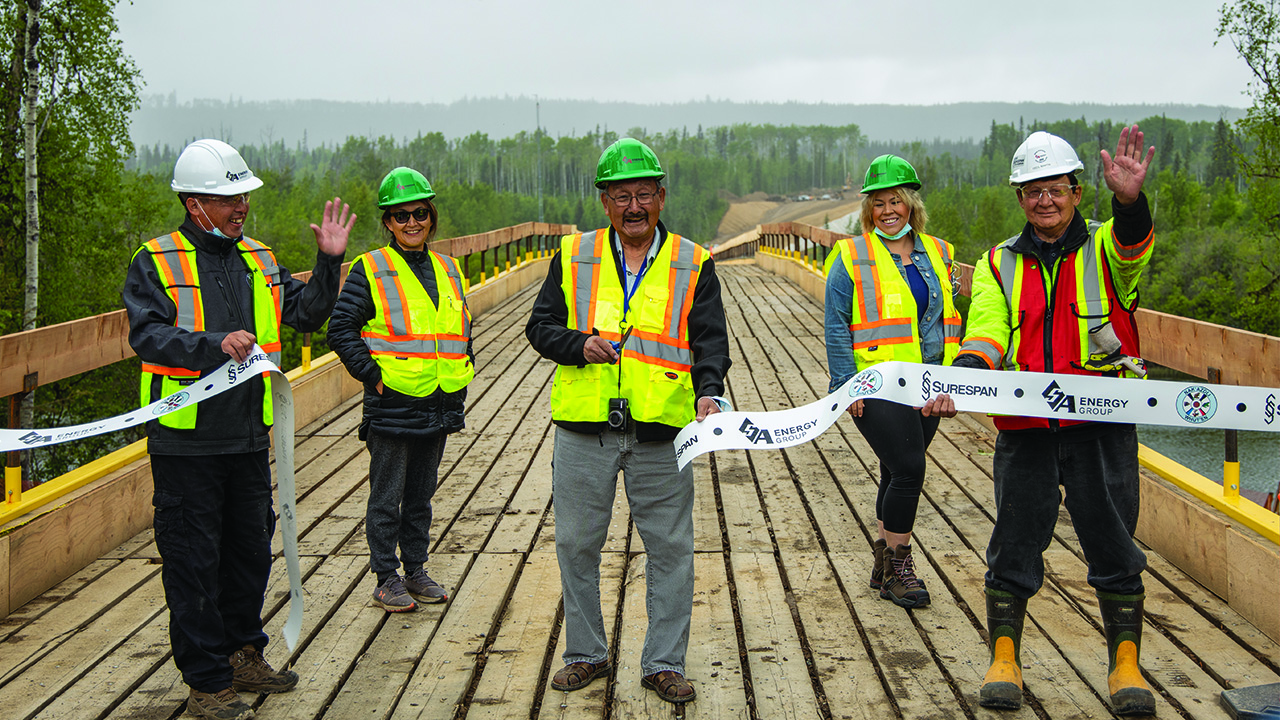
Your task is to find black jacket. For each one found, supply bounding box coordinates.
[328,244,472,441]
[525,222,732,443]
[123,218,343,455]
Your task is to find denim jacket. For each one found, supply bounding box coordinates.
[825,233,945,392]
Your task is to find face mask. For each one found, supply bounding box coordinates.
[875,222,913,241]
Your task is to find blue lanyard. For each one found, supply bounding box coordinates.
[621,248,654,318]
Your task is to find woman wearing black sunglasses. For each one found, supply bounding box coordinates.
[329,167,474,612]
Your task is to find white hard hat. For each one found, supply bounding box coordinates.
[171,139,265,194]
[1009,131,1084,185]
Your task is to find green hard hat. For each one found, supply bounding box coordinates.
[594,138,666,189]
[861,155,921,193]
[378,167,436,208]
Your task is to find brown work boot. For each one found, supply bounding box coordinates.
[187,687,253,720]
[230,645,299,694]
[870,538,887,589]
[642,670,697,703]
[880,543,930,608]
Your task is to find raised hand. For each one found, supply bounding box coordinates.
[1100,125,1155,206]
[310,197,355,257]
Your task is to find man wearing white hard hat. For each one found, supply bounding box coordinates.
[953,126,1157,715]
[123,139,354,720]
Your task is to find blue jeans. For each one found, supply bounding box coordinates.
[985,426,1147,599]
[552,426,694,676]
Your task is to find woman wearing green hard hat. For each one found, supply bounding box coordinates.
[329,167,474,612]
[823,154,960,609]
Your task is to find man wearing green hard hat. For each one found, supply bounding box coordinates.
[329,167,473,615]
[526,138,731,704]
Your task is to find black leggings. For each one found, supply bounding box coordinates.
[852,399,940,534]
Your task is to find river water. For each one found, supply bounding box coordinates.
[1137,425,1280,495]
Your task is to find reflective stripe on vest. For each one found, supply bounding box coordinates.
[136,231,280,427]
[988,220,1140,377]
[359,247,474,397]
[552,229,706,425]
[835,232,961,368]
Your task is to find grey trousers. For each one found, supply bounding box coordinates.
[366,432,446,576]
[552,426,695,676]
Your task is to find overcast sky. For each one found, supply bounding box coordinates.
[116,0,1254,108]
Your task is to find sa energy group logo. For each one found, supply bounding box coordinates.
[1177,386,1217,424]
[849,369,882,398]
[738,417,774,445]
[153,391,191,416]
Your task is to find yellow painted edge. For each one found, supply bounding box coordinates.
[1,351,343,530]
[0,438,147,529]
[1138,444,1279,545]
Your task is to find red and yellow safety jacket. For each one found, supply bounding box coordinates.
[957,213,1154,430]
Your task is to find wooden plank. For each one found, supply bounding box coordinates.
[389,553,522,719]
[783,552,895,720]
[730,552,822,719]
[483,421,555,554]
[0,311,133,397]
[294,435,367,500]
[0,559,156,679]
[321,553,473,719]
[0,558,119,642]
[0,574,166,720]
[260,570,386,720]
[611,553,675,719]
[683,553,751,719]
[465,552,562,719]
[537,552,626,720]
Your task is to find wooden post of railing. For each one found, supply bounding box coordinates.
[1209,366,1241,499]
[6,372,37,502]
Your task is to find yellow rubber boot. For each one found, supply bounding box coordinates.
[979,589,1026,710]
[1099,592,1156,716]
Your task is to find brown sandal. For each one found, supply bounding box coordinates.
[642,670,697,703]
[551,660,612,691]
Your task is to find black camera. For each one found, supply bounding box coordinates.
[607,397,629,432]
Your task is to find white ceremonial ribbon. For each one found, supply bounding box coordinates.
[0,346,305,650]
[674,361,1280,469]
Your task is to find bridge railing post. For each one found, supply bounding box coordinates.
[1208,367,1241,500]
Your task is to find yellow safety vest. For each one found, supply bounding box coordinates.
[135,231,282,429]
[358,247,474,397]
[827,232,962,369]
[550,229,707,427]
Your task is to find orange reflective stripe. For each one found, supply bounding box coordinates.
[141,363,200,377]
[588,231,605,330]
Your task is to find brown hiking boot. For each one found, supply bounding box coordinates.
[230,645,298,694]
[870,539,887,589]
[187,687,253,720]
[880,543,930,608]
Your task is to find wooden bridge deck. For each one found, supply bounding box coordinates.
[3,264,1279,720]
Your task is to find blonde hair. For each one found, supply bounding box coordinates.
[860,187,928,236]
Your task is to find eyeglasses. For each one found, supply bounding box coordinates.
[201,193,250,207]
[390,207,432,224]
[1018,184,1075,203]
[605,190,659,207]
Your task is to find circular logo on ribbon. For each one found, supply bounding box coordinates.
[849,369,883,398]
[153,391,191,416]
[1177,386,1217,424]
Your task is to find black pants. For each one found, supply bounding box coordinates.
[365,432,445,577]
[985,425,1147,599]
[151,451,275,693]
[852,399,941,534]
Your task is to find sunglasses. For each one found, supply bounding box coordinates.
[389,207,432,224]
